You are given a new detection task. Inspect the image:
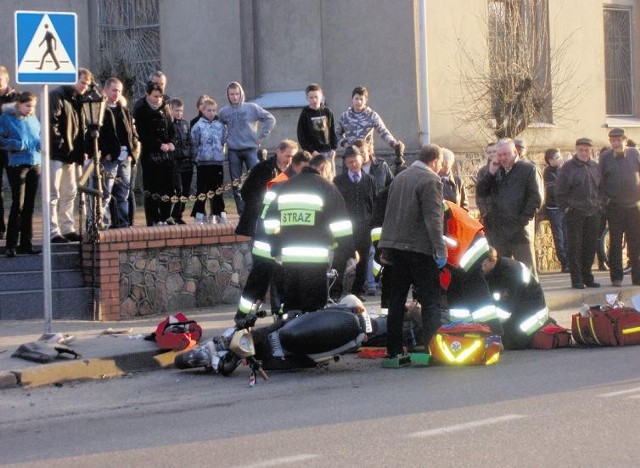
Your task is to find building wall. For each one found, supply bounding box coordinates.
[2,0,639,153]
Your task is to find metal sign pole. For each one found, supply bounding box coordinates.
[41,84,53,333]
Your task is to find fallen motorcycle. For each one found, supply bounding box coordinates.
[174,304,376,380]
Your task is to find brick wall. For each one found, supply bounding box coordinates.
[82,224,252,321]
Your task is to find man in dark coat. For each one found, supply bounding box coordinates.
[476,138,542,277]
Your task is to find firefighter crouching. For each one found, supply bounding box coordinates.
[448,239,548,349]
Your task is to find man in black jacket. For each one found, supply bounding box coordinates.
[476,138,542,277]
[599,127,640,286]
[555,138,601,289]
[235,139,298,238]
[97,77,139,228]
[48,68,93,243]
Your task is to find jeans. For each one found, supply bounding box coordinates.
[0,150,7,234]
[102,157,132,227]
[546,208,569,269]
[6,165,40,249]
[228,148,259,215]
[366,244,377,291]
[49,160,78,237]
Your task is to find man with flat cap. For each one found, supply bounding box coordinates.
[599,128,640,286]
[555,138,602,289]
[332,144,376,300]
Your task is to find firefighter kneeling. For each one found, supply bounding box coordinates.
[445,239,549,351]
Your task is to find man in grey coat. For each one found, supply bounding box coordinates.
[378,144,447,367]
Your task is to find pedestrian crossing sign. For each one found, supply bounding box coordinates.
[15,11,78,85]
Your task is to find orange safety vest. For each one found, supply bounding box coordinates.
[444,200,485,268]
[267,171,290,190]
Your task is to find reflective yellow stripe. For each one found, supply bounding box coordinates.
[459,237,489,271]
[520,263,531,284]
[281,246,330,263]
[471,305,511,322]
[252,240,273,259]
[372,260,382,277]
[588,317,601,345]
[278,193,323,211]
[330,219,353,237]
[621,326,640,335]
[485,351,500,365]
[238,296,254,314]
[263,190,277,204]
[519,307,548,335]
[436,334,456,362]
[370,227,382,242]
[455,339,482,362]
[263,218,280,234]
[443,235,458,247]
[449,308,472,320]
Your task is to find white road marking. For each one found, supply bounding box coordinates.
[407,414,526,438]
[234,454,319,468]
[598,387,640,397]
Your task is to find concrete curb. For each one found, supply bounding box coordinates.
[2,349,182,389]
[1,284,637,390]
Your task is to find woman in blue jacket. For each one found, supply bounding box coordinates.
[0,92,41,257]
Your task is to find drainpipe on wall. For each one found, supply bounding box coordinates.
[417,0,431,145]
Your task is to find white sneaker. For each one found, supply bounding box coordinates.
[219,212,227,224]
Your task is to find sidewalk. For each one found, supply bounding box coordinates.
[1,270,638,389]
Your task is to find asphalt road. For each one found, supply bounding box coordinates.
[1,344,639,467]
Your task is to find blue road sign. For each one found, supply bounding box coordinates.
[15,11,78,84]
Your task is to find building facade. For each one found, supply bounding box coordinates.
[1,0,639,153]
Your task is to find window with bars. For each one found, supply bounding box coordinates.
[604,7,633,116]
[97,0,161,100]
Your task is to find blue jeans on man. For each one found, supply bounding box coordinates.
[102,157,132,227]
[228,148,259,215]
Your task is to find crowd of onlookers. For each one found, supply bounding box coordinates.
[1,64,639,303]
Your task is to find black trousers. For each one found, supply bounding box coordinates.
[6,165,40,250]
[608,204,640,284]
[386,249,441,356]
[191,164,225,217]
[171,167,194,221]
[282,263,328,313]
[141,158,173,225]
[240,254,283,314]
[565,210,600,286]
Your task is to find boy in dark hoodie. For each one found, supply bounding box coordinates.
[218,81,276,215]
[168,98,193,224]
[297,83,338,178]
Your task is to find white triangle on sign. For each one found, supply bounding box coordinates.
[18,14,75,74]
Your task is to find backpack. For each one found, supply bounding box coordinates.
[428,322,502,365]
[154,313,203,351]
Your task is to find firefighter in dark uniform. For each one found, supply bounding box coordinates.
[257,154,354,315]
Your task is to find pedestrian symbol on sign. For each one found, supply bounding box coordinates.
[38,24,61,70]
[15,11,77,84]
